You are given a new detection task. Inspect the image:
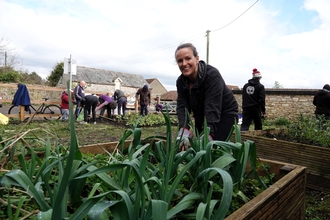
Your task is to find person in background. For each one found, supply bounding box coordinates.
[80,94,98,124]
[114,89,127,116]
[313,84,330,128]
[175,43,238,150]
[155,97,163,112]
[136,85,151,115]
[96,94,117,118]
[60,90,70,121]
[74,81,86,119]
[241,68,266,131]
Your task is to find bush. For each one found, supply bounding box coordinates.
[0,69,22,82]
[286,114,330,148]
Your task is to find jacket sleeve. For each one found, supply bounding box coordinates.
[74,86,82,100]
[259,85,266,114]
[148,91,151,105]
[202,71,225,137]
[135,89,140,98]
[176,77,191,129]
[114,91,118,100]
[63,94,69,104]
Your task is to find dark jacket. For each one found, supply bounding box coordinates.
[136,88,151,106]
[12,84,31,106]
[313,89,330,116]
[176,60,238,137]
[242,78,266,114]
[114,89,126,100]
[61,91,69,110]
[74,85,85,101]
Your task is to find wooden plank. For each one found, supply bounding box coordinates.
[225,160,306,220]
[2,99,61,105]
[239,134,330,192]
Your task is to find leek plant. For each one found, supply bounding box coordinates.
[0,84,116,219]
[0,83,268,219]
[76,115,268,219]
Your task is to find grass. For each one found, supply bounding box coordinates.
[0,114,178,147]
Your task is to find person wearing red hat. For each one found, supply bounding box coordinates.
[241,68,266,131]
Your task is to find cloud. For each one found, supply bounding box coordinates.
[0,0,329,91]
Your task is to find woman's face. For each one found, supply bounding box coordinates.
[175,47,199,80]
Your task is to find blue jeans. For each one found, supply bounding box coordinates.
[140,105,148,115]
[61,109,69,121]
[75,100,82,118]
[118,97,127,115]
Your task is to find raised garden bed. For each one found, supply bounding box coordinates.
[80,141,307,220]
[239,131,330,192]
[226,158,306,220]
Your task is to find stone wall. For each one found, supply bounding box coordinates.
[0,83,319,119]
[233,89,318,119]
[0,83,111,105]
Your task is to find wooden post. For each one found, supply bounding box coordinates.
[135,100,138,113]
[20,105,25,122]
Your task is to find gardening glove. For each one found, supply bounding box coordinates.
[200,134,213,143]
[176,128,193,151]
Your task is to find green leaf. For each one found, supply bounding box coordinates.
[87,200,119,220]
[37,209,52,220]
[2,170,50,211]
[196,202,207,220]
[151,200,168,220]
[70,192,110,220]
[167,193,203,219]
[198,167,233,220]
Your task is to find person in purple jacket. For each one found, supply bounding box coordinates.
[96,94,117,118]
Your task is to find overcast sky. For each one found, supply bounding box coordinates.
[0,0,329,91]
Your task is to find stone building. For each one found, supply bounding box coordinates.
[57,66,151,100]
[145,78,168,98]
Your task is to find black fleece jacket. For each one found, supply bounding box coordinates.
[313,89,330,116]
[242,78,266,114]
[176,61,238,137]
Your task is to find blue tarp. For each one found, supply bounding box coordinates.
[12,84,31,106]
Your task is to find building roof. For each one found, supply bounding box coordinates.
[227,85,240,90]
[161,90,177,101]
[71,66,148,87]
[145,78,157,84]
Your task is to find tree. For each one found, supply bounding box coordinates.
[273,81,283,89]
[0,37,22,70]
[0,66,22,82]
[47,62,64,86]
[20,71,45,85]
